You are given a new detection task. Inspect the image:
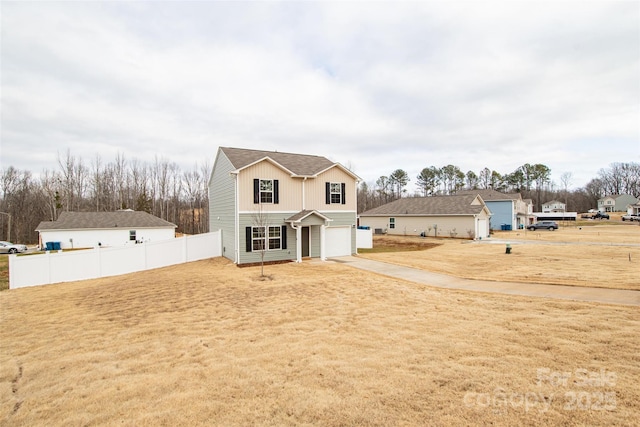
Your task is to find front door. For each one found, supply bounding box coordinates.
[302,227,310,257]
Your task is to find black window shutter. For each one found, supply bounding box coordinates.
[253,179,259,204]
[245,227,252,252]
[274,180,279,204]
[341,183,346,205]
[281,225,287,249]
[325,182,331,204]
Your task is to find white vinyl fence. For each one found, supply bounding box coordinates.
[9,231,221,289]
[356,228,373,249]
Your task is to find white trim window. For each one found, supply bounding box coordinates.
[260,180,274,204]
[251,226,282,251]
[330,183,342,203]
[268,226,282,250]
[389,218,395,229]
[253,179,279,204]
[252,227,266,251]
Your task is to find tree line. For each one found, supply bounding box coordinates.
[358,162,640,214]
[1,150,638,245]
[1,150,210,244]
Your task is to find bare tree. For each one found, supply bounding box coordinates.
[251,204,269,278]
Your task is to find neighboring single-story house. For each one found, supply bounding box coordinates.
[208,147,360,265]
[598,194,639,212]
[457,189,532,230]
[359,194,492,239]
[35,210,177,249]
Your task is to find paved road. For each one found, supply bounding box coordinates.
[329,256,640,306]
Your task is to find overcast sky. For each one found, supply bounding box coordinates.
[1,1,638,193]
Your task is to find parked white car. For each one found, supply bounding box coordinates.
[0,241,28,254]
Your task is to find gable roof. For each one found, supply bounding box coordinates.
[36,211,177,231]
[219,147,359,179]
[360,195,488,216]
[456,189,522,201]
[285,210,332,223]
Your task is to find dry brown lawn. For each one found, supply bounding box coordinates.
[1,224,639,426]
[360,224,640,291]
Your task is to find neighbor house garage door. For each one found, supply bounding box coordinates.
[325,227,352,257]
[478,219,489,239]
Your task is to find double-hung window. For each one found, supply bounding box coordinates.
[249,226,285,251]
[251,227,266,251]
[253,179,279,204]
[325,182,346,204]
[330,183,342,204]
[268,226,281,250]
[260,180,273,203]
[389,218,395,229]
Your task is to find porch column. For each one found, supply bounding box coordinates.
[296,226,302,263]
[320,224,326,261]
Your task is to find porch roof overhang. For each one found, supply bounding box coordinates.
[285,210,333,225]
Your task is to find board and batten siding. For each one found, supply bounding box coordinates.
[209,151,238,262]
[237,161,303,212]
[305,167,357,212]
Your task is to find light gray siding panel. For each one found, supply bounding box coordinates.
[209,152,237,262]
[238,213,296,264]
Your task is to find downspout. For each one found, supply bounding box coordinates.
[234,173,239,264]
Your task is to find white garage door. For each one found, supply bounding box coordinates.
[478,219,489,239]
[325,227,352,257]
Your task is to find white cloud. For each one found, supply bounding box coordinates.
[1,1,638,192]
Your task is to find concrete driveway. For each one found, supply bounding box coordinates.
[329,256,640,306]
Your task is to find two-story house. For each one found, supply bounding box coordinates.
[209,147,360,265]
[598,194,639,212]
[457,189,532,230]
[542,200,566,213]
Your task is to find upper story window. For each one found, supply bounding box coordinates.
[253,179,279,204]
[330,183,342,203]
[326,182,346,205]
[260,179,273,203]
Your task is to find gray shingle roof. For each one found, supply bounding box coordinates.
[36,211,177,231]
[456,189,522,201]
[220,147,337,176]
[360,195,486,216]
